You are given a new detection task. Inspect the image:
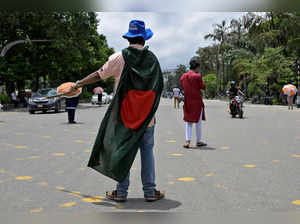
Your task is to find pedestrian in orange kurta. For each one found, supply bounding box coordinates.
[180,57,206,148]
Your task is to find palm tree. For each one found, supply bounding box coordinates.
[205,20,228,93]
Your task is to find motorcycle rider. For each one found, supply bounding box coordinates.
[227,81,244,99]
[226,81,245,114]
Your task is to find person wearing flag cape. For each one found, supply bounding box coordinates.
[70,20,164,202]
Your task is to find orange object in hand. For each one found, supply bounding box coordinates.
[57,82,82,98]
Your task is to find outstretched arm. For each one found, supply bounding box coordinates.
[73,71,101,89]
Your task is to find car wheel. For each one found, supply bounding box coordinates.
[29,110,35,114]
[43,110,47,113]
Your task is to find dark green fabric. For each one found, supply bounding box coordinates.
[87,46,164,182]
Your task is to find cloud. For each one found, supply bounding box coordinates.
[97,12,246,69]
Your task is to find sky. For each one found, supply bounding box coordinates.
[97,12,247,70]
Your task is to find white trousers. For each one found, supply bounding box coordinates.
[186,110,203,142]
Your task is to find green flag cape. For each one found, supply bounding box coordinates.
[88,46,164,182]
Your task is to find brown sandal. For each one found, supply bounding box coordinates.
[183,141,190,148]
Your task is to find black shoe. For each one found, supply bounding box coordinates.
[69,121,77,124]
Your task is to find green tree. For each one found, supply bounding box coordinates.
[0,11,114,97]
[203,74,217,98]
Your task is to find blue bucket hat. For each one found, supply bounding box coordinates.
[123,20,153,41]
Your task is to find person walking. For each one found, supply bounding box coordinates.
[97,92,103,106]
[66,96,79,124]
[172,87,181,109]
[287,95,294,110]
[11,91,17,108]
[180,57,207,148]
[70,20,164,202]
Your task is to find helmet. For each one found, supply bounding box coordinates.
[230,81,236,87]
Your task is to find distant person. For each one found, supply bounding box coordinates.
[11,92,17,108]
[172,87,181,109]
[180,57,207,148]
[287,94,294,110]
[98,92,103,105]
[66,96,79,124]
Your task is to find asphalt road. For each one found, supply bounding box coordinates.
[0,99,300,215]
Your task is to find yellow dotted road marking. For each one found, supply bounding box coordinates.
[170,153,184,157]
[43,136,52,139]
[82,196,104,203]
[168,181,175,185]
[136,210,145,213]
[205,173,214,177]
[75,140,86,143]
[167,140,176,143]
[0,169,5,174]
[292,154,300,158]
[220,146,230,150]
[272,160,280,163]
[115,205,124,209]
[16,176,32,181]
[60,202,76,208]
[38,182,48,186]
[16,158,25,161]
[52,153,65,157]
[244,164,256,168]
[79,168,85,171]
[292,200,300,205]
[15,146,27,149]
[84,149,91,153]
[16,133,25,136]
[30,208,43,213]
[177,177,195,182]
[29,156,40,159]
[70,191,81,197]
[56,186,65,191]
[214,184,228,189]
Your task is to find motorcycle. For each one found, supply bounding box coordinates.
[229,95,244,119]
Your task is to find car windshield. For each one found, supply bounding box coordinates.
[36,89,57,97]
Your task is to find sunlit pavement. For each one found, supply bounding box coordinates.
[0,99,300,215]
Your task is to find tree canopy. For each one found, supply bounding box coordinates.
[0,11,114,97]
[194,12,300,102]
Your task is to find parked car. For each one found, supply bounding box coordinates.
[28,88,65,114]
[107,94,113,103]
[91,92,113,105]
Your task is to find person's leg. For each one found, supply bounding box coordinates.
[184,122,192,148]
[116,173,130,197]
[291,95,294,110]
[70,109,75,123]
[186,122,192,142]
[196,110,203,143]
[140,126,156,197]
[287,96,291,109]
[67,109,72,123]
[174,97,176,108]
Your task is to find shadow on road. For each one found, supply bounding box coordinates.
[94,198,182,211]
[60,189,181,211]
[189,146,216,150]
[60,122,85,125]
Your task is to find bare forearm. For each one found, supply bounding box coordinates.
[77,71,101,87]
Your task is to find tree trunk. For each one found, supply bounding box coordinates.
[34,74,40,92]
[215,53,219,96]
